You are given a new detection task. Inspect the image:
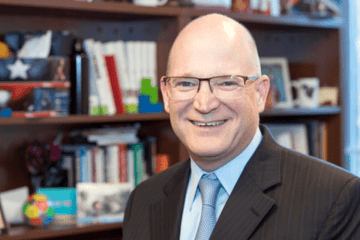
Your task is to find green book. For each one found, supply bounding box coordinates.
[129,143,144,186]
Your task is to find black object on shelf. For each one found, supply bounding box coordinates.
[70,38,89,115]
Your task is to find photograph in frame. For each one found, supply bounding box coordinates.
[76,182,133,225]
[260,57,293,109]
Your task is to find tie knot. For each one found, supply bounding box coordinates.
[198,173,221,207]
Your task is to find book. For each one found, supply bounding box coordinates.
[114,40,130,107]
[125,41,139,112]
[0,81,70,117]
[306,121,321,159]
[92,40,116,115]
[129,142,144,186]
[118,144,128,182]
[83,39,101,114]
[94,146,106,183]
[104,55,126,114]
[127,145,135,188]
[76,182,133,224]
[320,122,328,161]
[81,125,140,146]
[148,41,157,87]
[37,187,76,225]
[105,145,120,183]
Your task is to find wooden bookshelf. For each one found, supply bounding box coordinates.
[0,0,345,239]
[0,222,122,240]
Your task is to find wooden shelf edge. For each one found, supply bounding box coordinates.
[1,222,122,240]
[0,112,170,126]
[261,106,341,117]
[0,0,343,29]
[0,107,340,126]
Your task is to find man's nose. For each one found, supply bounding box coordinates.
[193,81,220,113]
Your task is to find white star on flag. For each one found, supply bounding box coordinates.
[6,59,31,80]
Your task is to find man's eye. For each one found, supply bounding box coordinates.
[220,81,238,86]
[180,81,195,87]
[174,80,198,87]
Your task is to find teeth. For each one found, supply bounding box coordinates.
[193,120,225,126]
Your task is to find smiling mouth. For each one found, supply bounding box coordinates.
[190,120,226,127]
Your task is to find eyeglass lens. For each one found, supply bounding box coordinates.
[166,76,246,100]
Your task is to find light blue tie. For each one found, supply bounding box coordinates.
[195,173,221,240]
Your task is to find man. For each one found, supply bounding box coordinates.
[123,13,360,240]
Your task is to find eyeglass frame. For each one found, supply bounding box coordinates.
[161,75,261,99]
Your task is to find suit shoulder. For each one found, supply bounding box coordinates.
[281,147,359,186]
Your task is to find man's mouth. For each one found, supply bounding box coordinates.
[190,120,226,127]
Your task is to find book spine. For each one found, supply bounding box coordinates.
[129,143,144,186]
[127,146,135,188]
[95,147,105,183]
[105,145,120,183]
[79,147,88,182]
[91,147,97,182]
[320,122,328,161]
[118,144,128,182]
[93,41,116,115]
[114,40,130,107]
[104,55,125,114]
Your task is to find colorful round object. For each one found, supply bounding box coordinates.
[22,193,55,227]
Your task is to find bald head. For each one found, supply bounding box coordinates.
[167,13,261,77]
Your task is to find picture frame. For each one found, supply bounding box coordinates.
[260,57,293,109]
[0,198,10,235]
[76,182,133,225]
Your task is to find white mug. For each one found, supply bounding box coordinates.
[133,0,168,7]
[292,78,320,108]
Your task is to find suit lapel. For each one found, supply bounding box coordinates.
[211,125,282,240]
[150,160,190,240]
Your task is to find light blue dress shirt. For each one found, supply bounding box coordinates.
[179,127,263,240]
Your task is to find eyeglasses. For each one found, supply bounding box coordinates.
[161,75,260,100]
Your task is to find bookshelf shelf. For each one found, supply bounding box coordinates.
[0,113,170,126]
[0,0,343,29]
[261,106,341,117]
[0,107,341,126]
[0,222,122,240]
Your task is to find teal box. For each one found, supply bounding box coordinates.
[38,187,76,215]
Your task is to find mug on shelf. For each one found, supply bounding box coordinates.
[133,0,168,7]
[292,77,320,108]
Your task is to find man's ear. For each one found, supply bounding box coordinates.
[255,75,270,113]
[160,78,170,113]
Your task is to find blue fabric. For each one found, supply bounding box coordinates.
[180,127,263,240]
[194,173,221,240]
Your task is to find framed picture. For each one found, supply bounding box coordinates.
[260,57,293,109]
[0,198,9,235]
[76,182,133,225]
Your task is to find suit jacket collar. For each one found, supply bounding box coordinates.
[151,124,281,240]
[210,125,281,239]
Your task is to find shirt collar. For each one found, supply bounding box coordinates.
[187,127,263,206]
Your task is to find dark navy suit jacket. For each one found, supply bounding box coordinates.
[123,125,360,240]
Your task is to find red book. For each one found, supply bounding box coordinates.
[104,55,126,114]
[118,144,128,182]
